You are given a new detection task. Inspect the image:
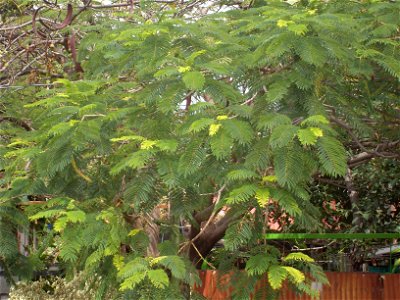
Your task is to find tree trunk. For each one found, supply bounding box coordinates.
[188,212,232,268]
[345,167,363,230]
[124,208,160,257]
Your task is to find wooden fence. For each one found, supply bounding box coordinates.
[383,274,400,300]
[195,271,400,300]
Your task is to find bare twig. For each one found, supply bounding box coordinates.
[190,242,216,269]
[80,0,178,9]
[80,114,106,121]
[291,241,335,251]
[0,21,34,31]
[13,53,46,79]
[330,115,400,161]
[348,140,400,168]
[241,92,258,106]
[329,115,369,153]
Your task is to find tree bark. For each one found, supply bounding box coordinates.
[188,212,233,268]
[344,167,363,229]
[123,209,160,257]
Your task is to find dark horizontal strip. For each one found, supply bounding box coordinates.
[264,233,400,240]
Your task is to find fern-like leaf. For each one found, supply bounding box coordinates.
[210,129,233,160]
[245,254,275,276]
[270,125,298,149]
[151,255,186,280]
[226,169,258,182]
[226,184,257,204]
[317,136,347,177]
[283,252,314,263]
[221,119,253,145]
[268,266,288,290]
[147,269,169,289]
[110,150,155,175]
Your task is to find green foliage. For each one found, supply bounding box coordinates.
[317,137,347,177]
[151,256,187,280]
[210,129,234,160]
[283,252,314,263]
[244,247,324,295]
[297,127,323,146]
[222,119,254,145]
[0,223,18,260]
[245,254,276,276]
[1,0,399,298]
[182,71,206,90]
[147,269,169,288]
[227,169,258,182]
[224,220,256,251]
[268,266,292,290]
[118,255,189,291]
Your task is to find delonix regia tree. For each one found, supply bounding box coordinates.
[1,0,399,299]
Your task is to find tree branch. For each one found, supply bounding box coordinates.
[190,184,226,244]
[80,0,179,9]
[348,140,399,168]
[0,21,33,31]
[313,176,346,189]
[0,116,34,131]
[329,115,369,153]
[194,203,215,224]
[189,210,236,267]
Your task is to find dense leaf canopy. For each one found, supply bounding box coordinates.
[1,0,399,298]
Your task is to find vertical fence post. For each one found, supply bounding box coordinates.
[0,268,10,300]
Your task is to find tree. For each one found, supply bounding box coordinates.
[1,0,399,298]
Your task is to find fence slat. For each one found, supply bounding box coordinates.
[383,274,400,300]
[196,271,400,300]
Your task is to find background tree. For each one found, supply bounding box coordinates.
[1,0,399,299]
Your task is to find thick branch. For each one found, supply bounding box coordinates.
[189,211,235,268]
[348,152,375,168]
[348,141,399,168]
[190,184,225,244]
[194,203,215,224]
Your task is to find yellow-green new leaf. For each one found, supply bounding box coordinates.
[113,254,125,271]
[283,252,314,262]
[54,216,68,232]
[297,127,323,146]
[283,266,305,284]
[209,123,221,136]
[268,266,288,289]
[256,188,270,206]
[140,140,158,150]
